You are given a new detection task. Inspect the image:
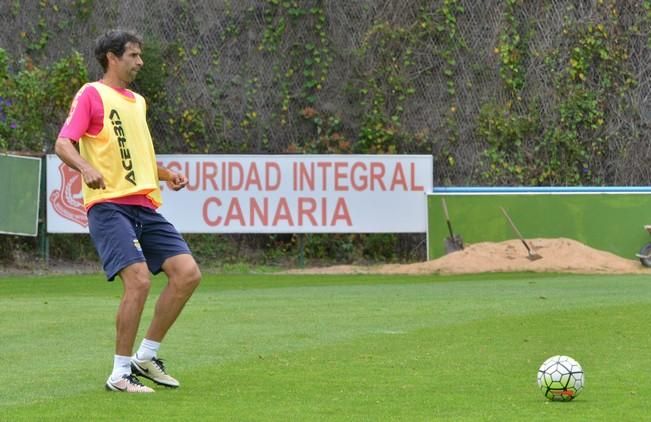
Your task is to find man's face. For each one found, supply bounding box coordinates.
[113,42,143,83]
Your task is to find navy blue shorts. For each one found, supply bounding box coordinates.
[87,203,192,281]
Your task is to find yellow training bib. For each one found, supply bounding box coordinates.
[79,82,162,208]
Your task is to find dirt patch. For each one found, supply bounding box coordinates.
[286,238,651,275]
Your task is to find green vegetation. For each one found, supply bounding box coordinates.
[0,48,87,151]
[2,272,651,420]
[480,0,635,185]
[0,1,647,181]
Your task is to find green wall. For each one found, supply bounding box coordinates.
[427,188,651,260]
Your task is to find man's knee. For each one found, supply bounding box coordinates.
[179,264,201,291]
[120,262,152,296]
[165,254,201,292]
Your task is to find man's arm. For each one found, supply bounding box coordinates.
[54,137,106,190]
[157,165,188,191]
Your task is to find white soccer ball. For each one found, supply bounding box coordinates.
[537,355,584,401]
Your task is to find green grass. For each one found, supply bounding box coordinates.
[2,272,651,420]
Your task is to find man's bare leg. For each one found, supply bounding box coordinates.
[145,253,201,342]
[106,261,155,393]
[130,254,200,388]
[116,262,152,355]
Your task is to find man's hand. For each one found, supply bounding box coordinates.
[54,137,106,189]
[80,166,106,189]
[168,171,188,191]
[157,165,188,191]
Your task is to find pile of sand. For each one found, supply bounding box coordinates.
[287,238,651,275]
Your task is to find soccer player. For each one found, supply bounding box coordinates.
[55,30,201,393]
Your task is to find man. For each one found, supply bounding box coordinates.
[55,30,201,393]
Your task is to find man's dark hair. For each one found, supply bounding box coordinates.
[94,29,143,72]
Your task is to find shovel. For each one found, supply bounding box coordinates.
[500,207,542,261]
[441,197,464,253]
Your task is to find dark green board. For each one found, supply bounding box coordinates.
[0,154,41,236]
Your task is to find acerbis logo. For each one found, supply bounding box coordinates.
[50,162,88,227]
[109,108,137,186]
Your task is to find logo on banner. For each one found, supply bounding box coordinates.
[50,163,88,227]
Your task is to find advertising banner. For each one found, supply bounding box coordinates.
[47,154,432,233]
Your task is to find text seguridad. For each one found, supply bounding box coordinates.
[158,159,426,227]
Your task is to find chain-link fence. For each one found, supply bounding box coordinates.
[2,0,651,186]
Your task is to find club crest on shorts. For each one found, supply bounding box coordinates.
[133,239,142,251]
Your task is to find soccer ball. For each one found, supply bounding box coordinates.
[537,355,584,401]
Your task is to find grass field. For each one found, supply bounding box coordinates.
[2,271,651,421]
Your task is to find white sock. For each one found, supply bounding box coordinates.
[110,355,132,381]
[135,338,161,361]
